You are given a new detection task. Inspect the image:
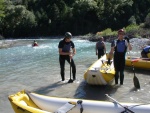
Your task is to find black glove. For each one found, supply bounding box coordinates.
[124,36,129,43]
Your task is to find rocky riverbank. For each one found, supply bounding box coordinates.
[130,38,150,50]
[0,40,16,49]
[79,35,150,49]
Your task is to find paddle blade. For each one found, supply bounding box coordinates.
[68,79,73,83]
[133,75,140,89]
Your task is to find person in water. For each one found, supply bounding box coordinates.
[32,40,38,47]
[96,37,106,59]
[109,29,132,85]
[58,32,76,81]
[141,46,150,58]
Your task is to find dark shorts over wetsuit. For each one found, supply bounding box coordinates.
[98,49,105,59]
[58,40,76,81]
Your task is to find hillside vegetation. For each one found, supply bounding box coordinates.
[0,0,150,38]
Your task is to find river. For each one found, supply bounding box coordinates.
[0,38,150,113]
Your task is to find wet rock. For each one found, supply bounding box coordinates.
[0,40,16,49]
[130,38,150,50]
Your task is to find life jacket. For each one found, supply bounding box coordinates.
[143,46,150,53]
[33,43,38,46]
[114,39,127,53]
[62,43,71,52]
[97,41,104,50]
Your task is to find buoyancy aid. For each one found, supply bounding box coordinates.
[114,39,127,53]
[62,43,71,52]
[143,46,150,53]
[33,43,38,46]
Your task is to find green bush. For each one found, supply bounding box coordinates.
[101,28,117,36]
[144,13,150,28]
[125,24,139,33]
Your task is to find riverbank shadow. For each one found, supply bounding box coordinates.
[74,81,120,101]
[33,81,68,95]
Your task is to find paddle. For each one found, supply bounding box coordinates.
[131,59,140,89]
[68,58,73,83]
[130,57,150,60]
[105,94,135,113]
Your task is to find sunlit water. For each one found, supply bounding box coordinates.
[0,38,150,113]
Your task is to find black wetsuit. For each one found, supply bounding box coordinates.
[58,40,76,81]
[112,39,127,85]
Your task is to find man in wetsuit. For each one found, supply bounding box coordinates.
[96,37,106,59]
[109,29,132,85]
[58,32,76,81]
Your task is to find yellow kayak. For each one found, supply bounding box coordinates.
[84,54,115,85]
[8,90,150,113]
[126,56,150,70]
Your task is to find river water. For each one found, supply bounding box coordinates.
[0,38,150,113]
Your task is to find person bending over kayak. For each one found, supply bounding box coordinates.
[109,29,132,85]
[58,32,76,81]
[141,46,150,58]
[96,37,106,59]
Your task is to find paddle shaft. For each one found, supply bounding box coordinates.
[105,94,134,113]
[69,48,73,81]
[131,62,136,76]
[129,52,140,89]
[68,57,74,83]
[70,58,72,79]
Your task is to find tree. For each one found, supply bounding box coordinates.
[0,0,5,36]
[0,0,5,18]
[144,13,150,28]
[128,16,136,25]
[3,5,37,37]
[72,0,98,34]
